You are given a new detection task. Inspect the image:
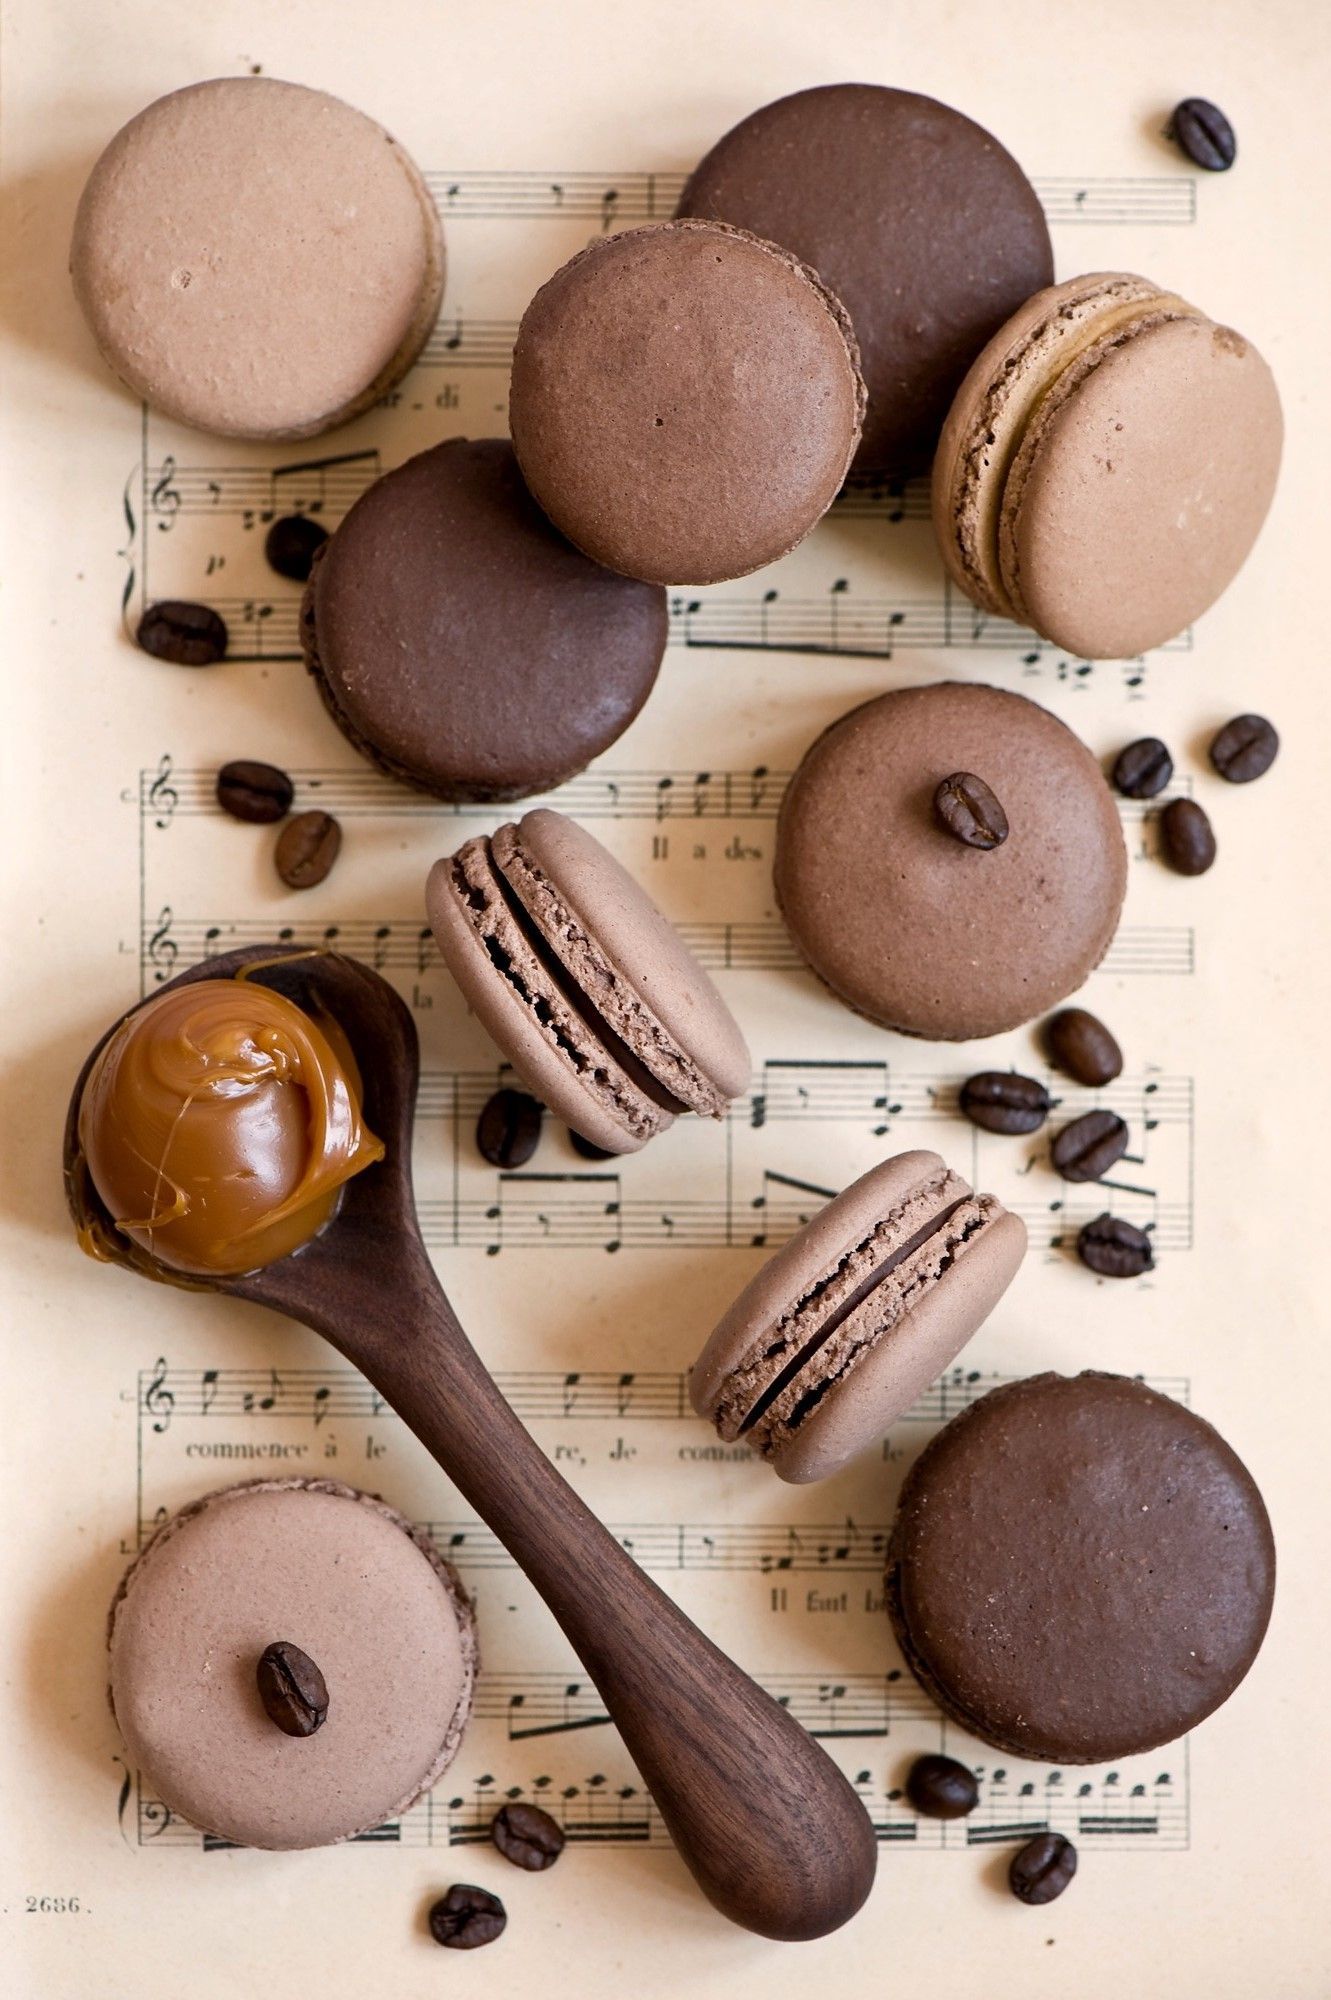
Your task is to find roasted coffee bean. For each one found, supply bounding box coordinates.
[1009,1831,1077,1905]
[275,810,342,890]
[427,1885,507,1950]
[255,1640,329,1737]
[570,1130,616,1161]
[216,759,294,824]
[933,771,1009,850]
[1167,97,1236,171]
[476,1089,543,1170]
[959,1071,1051,1136]
[1209,713,1278,784]
[1111,736,1173,800]
[1077,1213,1155,1279]
[490,1801,566,1871]
[905,1753,979,1820]
[264,513,329,582]
[1051,1109,1129,1183]
[1160,797,1216,875]
[1043,1007,1123,1087]
[136,600,228,666]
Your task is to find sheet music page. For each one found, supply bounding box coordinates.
[2,1,1328,1993]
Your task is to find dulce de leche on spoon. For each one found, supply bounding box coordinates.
[76,976,382,1276]
[67,948,876,1940]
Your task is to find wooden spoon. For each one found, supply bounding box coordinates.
[64,946,877,1940]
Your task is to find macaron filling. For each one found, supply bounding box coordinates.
[491,825,730,1118]
[947,279,1195,622]
[715,1168,998,1455]
[447,835,683,1144]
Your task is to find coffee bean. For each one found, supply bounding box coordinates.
[136,600,228,666]
[428,1885,507,1950]
[1111,737,1173,800]
[1051,1109,1129,1183]
[1043,1008,1122,1087]
[265,514,329,583]
[1209,713,1278,784]
[934,771,1009,850]
[476,1090,543,1170]
[216,759,294,824]
[905,1753,979,1820]
[275,810,342,890]
[1160,797,1216,875]
[570,1130,616,1161]
[1077,1213,1155,1279]
[1167,98,1236,171]
[255,1640,329,1737]
[959,1072,1051,1136]
[1009,1831,1077,1905]
[490,1801,566,1871]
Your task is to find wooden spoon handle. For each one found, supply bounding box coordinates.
[314,1254,876,1940]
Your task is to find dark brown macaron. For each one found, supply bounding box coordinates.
[774,682,1127,1041]
[508,219,865,586]
[301,438,666,802]
[886,1373,1275,1763]
[677,84,1052,475]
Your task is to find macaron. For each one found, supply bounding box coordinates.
[690,1153,1026,1484]
[508,219,865,585]
[71,78,443,439]
[301,439,666,801]
[932,272,1283,658]
[426,808,750,1153]
[677,84,1053,475]
[774,682,1127,1041]
[886,1373,1275,1762]
[108,1478,476,1848]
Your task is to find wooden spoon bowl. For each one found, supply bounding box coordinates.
[64,946,877,1939]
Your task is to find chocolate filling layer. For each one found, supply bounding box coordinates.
[738,1195,971,1435]
[467,840,690,1117]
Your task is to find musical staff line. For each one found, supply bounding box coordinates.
[129,587,1194,664]
[138,757,1191,826]
[140,910,1197,984]
[132,1361,1190,1433]
[420,168,1196,229]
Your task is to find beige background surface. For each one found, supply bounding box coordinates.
[2,1,1329,1995]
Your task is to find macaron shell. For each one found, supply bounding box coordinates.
[677,83,1052,474]
[774,682,1127,1040]
[302,440,666,801]
[71,79,443,440]
[426,842,668,1153]
[507,809,751,1103]
[108,1480,475,1849]
[887,1373,1276,1762]
[932,273,1180,619]
[509,220,864,585]
[691,1152,950,1421]
[769,1207,1026,1483]
[1001,313,1283,658]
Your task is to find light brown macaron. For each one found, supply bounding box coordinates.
[71,78,444,439]
[774,682,1128,1042]
[107,1479,476,1849]
[691,1152,1026,1483]
[931,272,1282,659]
[508,219,865,585]
[426,808,750,1153]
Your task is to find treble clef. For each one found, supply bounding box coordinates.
[144,1357,174,1434]
[146,752,177,830]
[145,907,177,984]
[150,454,182,531]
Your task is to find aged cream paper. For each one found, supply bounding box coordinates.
[2,0,1328,1993]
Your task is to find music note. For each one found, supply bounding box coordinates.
[144,1358,174,1434]
[599,187,619,231]
[199,1368,218,1417]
